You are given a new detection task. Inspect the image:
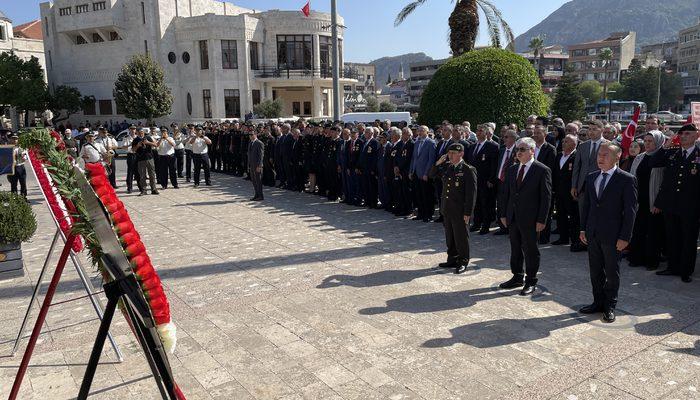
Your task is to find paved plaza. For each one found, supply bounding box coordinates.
[1,159,699,399]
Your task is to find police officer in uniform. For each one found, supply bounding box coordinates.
[429,143,478,274]
[651,124,700,282]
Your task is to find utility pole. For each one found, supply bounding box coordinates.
[331,0,340,121]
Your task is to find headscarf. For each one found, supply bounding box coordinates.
[630,130,665,211]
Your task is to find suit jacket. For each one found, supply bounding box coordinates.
[410,137,436,178]
[571,139,609,192]
[496,145,517,182]
[580,168,638,245]
[536,142,557,173]
[396,139,414,174]
[358,137,379,172]
[435,138,451,158]
[466,140,499,186]
[553,151,576,197]
[247,138,264,169]
[346,138,362,170]
[498,160,552,227]
[429,160,478,217]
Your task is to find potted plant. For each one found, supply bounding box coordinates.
[0,191,37,278]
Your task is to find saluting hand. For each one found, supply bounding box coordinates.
[436,154,447,165]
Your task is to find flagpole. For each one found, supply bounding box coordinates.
[331,0,341,121]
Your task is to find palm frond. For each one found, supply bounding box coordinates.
[479,4,502,48]
[478,0,515,50]
[394,0,430,27]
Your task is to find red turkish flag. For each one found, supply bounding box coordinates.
[620,106,640,158]
[301,1,310,17]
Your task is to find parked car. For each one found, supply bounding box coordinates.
[114,129,130,157]
[656,110,684,123]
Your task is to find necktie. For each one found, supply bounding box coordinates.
[598,172,608,199]
[516,164,526,187]
[686,149,691,159]
[591,142,598,158]
[474,143,481,157]
[499,149,510,181]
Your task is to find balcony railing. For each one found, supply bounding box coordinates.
[254,66,359,80]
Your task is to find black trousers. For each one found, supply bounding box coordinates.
[361,171,378,207]
[473,183,496,228]
[628,208,664,268]
[250,168,263,198]
[554,193,580,244]
[193,153,211,185]
[326,167,341,200]
[397,176,412,215]
[508,219,541,284]
[185,149,193,180]
[126,153,142,192]
[587,235,620,310]
[175,149,184,178]
[444,214,470,264]
[157,154,178,188]
[7,165,27,197]
[664,213,699,278]
[108,157,117,188]
[416,178,434,219]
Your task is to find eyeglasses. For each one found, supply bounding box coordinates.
[515,147,530,152]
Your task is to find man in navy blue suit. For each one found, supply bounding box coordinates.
[409,126,437,222]
[579,142,638,323]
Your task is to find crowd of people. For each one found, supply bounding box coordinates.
[7,113,699,323]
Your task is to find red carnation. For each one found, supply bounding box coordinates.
[119,232,141,247]
[134,265,156,281]
[89,175,108,187]
[84,162,104,176]
[129,254,152,269]
[124,242,146,258]
[141,274,162,292]
[115,221,136,235]
[111,209,132,225]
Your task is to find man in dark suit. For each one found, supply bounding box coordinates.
[247,129,265,201]
[494,129,518,236]
[533,125,557,244]
[467,125,500,234]
[498,137,552,296]
[552,134,583,250]
[409,125,436,221]
[345,130,362,205]
[579,143,638,323]
[394,128,414,216]
[358,127,380,208]
[433,126,453,222]
[650,124,700,283]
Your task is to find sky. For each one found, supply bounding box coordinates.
[1,0,569,62]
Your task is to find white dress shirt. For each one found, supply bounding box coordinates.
[191,137,209,154]
[589,138,604,156]
[123,134,135,154]
[498,145,514,175]
[173,133,185,150]
[559,151,574,169]
[595,165,617,197]
[95,135,117,151]
[157,137,176,156]
[80,142,106,163]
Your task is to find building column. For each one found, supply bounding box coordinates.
[241,39,253,117]
[313,34,321,71]
[313,84,323,117]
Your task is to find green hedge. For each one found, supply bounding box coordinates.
[418,48,548,127]
[0,192,37,243]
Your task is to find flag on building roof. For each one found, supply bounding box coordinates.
[301,1,310,17]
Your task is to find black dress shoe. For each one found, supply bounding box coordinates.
[579,304,602,314]
[479,227,490,235]
[499,277,524,289]
[656,269,677,276]
[469,225,481,232]
[493,229,509,236]
[551,239,569,245]
[681,276,692,283]
[434,216,444,223]
[151,190,160,195]
[455,264,467,274]
[438,261,456,269]
[602,309,616,323]
[422,218,433,223]
[519,284,536,296]
[411,216,421,221]
[570,243,587,252]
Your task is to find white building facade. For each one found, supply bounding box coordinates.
[40,0,355,124]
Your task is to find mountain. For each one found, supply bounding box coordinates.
[369,53,433,87]
[513,0,700,52]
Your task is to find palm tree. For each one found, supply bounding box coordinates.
[394,0,514,57]
[599,47,613,100]
[528,35,545,76]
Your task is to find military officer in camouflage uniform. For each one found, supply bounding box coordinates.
[429,143,478,274]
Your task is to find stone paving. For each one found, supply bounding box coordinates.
[0,159,699,399]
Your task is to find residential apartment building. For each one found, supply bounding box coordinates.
[40,0,356,123]
[0,12,46,77]
[567,31,636,84]
[520,45,568,93]
[407,58,447,104]
[639,40,678,70]
[678,19,700,103]
[343,62,376,111]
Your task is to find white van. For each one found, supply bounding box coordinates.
[340,112,412,125]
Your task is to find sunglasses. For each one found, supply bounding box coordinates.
[516,147,530,152]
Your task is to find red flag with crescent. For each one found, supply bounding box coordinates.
[620,106,640,158]
[301,1,310,17]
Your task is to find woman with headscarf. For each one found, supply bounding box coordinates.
[627,130,666,270]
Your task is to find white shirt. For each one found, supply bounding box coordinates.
[595,165,617,197]
[12,147,27,167]
[95,135,117,151]
[534,143,545,159]
[173,133,185,150]
[80,141,106,163]
[157,136,176,156]
[191,137,209,154]
[559,150,574,169]
[498,145,514,175]
[184,133,195,150]
[517,157,535,180]
[682,145,695,159]
[123,134,135,153]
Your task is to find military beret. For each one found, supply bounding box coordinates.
[447,143,464,152]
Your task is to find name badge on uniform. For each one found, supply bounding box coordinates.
[568,164,573,171]
[692,166,698,175]
[482,154,486,161]
[367,147,372,154]
[391,150,397,156]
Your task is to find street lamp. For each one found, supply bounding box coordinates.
[607,90,616,122]
[656,60,667,113]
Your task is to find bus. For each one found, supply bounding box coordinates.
[590,100,647,122]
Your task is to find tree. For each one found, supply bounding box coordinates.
[386,74,392,85]
[606,82,624,100]
[578,80,602,106]
[551,66,586,122]
[0,51,47,126]
[253,99,283,118]
[379,101,397,112]
[114,54,173,124]
[659,71,683,110]
[598,47,613,100]
[395,0,514,57]
[365,96,380,112]
[46,85,84,124]
[419,48,547,127]
[528,35,545,76]
[616,66,684,112]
